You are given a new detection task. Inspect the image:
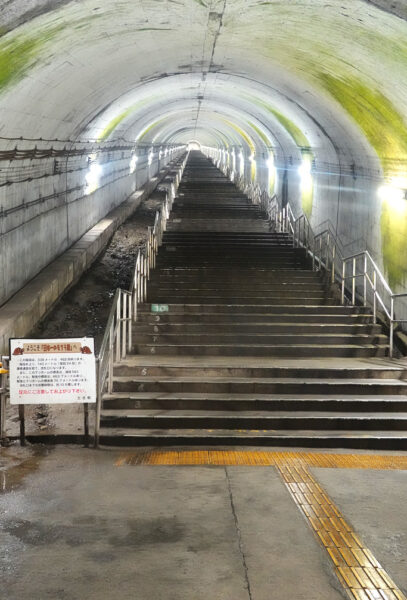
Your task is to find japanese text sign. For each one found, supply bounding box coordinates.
[9,338,96,405]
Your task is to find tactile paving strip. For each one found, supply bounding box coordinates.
[116,449,407,599]
[277,461,406,600]
[115,449,407,470]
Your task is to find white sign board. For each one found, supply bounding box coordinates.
[9,338,96,405]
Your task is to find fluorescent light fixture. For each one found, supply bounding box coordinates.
[266,156,274,170]
[378,184,406,204]
[85,162,103,195]
[129,154,138,174]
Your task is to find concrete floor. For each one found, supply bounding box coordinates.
[0,446,406,599]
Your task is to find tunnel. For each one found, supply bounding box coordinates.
[2,3,407,598]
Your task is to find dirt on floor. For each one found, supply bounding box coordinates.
[4,194,165,442]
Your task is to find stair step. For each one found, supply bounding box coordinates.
[134,344,389,357]
[99,428,407,449]
[100,411,407,430]
[102,392,407,411]
[112,376,405,394]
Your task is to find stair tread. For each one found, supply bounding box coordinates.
[117,356,405,369]
[100,410,407,419]
[103,392,407,401]
[100,428,407,438]
[112,376,406,385]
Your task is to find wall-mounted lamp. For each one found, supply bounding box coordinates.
[129,154,138,174]
[378,177,407,205]
[85,161,103,195]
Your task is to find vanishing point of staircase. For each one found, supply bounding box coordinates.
[99,152,407,448]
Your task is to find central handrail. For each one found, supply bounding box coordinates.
[210,153,406,359]
[94,153,188,446]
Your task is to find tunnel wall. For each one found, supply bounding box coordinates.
[0,144,184,307]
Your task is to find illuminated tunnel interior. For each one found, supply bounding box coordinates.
[0,0,407,313]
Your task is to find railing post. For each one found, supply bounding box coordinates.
[373,270,377,324]
[318,236,322,271]
[312,237,315,271]
[363,254,367,307]
[115,291,121,362]
[326,233,330,272]
[122,293,127,359]
[331,244,336,284]
[128,294,133,352]
[352,257,356,305]
[108,321,114,393]
[0,359,8,446]
[390,296,394,358]
[144,255,148,301]
[341,261,345,305]
[94,358,101,448]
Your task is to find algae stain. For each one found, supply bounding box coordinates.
[0,25,64,93]
[269,108,309,148]
[137,116,167,141]
[315,73,407,287]
[380,197,407,289]
[316,72,407,175]
[98,107,135,141]
[248,120,270,146]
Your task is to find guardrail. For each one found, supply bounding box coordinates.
[94,153,188,446]
[212,155,407,359]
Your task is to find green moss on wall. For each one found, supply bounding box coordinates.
[248,120,270,146]
[268,108,309,148]
[98,107,135,140]
[316,73,407,175]
[380,198,407,289]
[0,27,62,92]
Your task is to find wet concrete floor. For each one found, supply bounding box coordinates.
[0,446,406,599]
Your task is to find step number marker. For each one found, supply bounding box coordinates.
[151,304,169,313]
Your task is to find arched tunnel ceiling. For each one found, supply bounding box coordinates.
[1,0,407,177]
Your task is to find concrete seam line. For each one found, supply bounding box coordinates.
[224,466,253,600]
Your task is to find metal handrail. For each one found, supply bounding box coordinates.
[210,153,407,359]
[94,153,188,446]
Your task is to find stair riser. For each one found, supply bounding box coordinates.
[113,366,401,379]
[100,416,407,430]
[137,315,375,324]
[145,298,334,305]
[133,334,386,345]
[138,305,371,314]
[147,286,327,293]
[133,345,388,357]
[134,325,382,335]
[98,435,407,450]
[113,381,401,395]
[102,398,407,411]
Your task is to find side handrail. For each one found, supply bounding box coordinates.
[210,153,406,359]
[94,152,188,446]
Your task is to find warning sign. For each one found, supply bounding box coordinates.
[9,338,96,405]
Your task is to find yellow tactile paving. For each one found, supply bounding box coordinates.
[275,463,406,600]
[115,449,407,599]
[115,449,407,470]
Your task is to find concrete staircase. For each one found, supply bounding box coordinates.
[100,151,407,448]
